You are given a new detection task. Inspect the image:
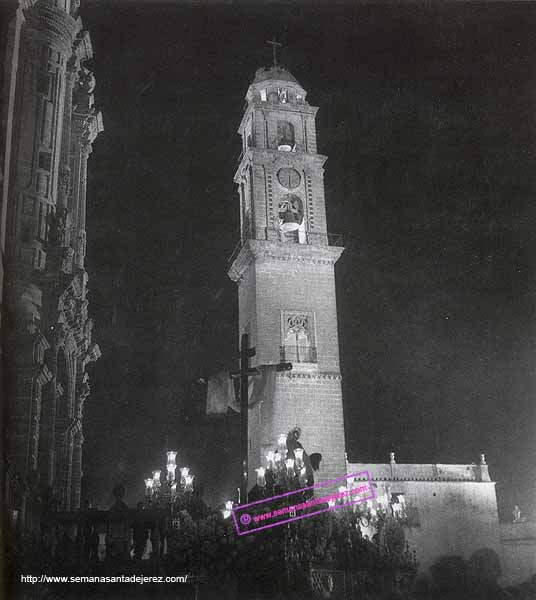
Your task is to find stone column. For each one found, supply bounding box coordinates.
[71,107,102,269]
[7,2,80,276]
[70,431,84,509]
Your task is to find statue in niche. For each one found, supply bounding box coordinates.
[48,208,67,247]
[73,67,96,112]
[70,0,81,17]
[61,247,74,275]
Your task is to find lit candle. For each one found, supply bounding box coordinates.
[152,470,161,489]
[180,467,189,485]
[266,451,275,470]
[167,463,177,482]
[256,467,266,487]
[274,451,283,471]
[222,500,233,519]
[184,474,194,492]
[285,458,295,477]
[278,434,287,455]
[145,478,154,495]
[294,448,304,467]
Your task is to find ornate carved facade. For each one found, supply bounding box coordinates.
[1,0,102,529]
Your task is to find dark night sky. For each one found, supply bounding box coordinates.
[3,1,535,519]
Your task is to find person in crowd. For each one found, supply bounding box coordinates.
[132,501,148,560]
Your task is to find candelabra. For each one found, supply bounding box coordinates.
[253,433,310,501]
[144,451,195,511]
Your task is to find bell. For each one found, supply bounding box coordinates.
[280,209,301,232]
[277,135,293,152]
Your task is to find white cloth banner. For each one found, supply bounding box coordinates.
[206,365,277,415]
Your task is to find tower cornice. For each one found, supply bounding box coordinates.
[228,239,344,283]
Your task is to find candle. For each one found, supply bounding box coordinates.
[294,448,304,467]
[180,467,189,485]
[298,467,307,485]
[256,467,266,487]
[274,451,283,471]
[184,474,194,492]
[285,458,295,477]
[266,451,275,470]
[145,478,153,494]
[152,470,161,488]
[278,434,287,455]
[167,463,177,482]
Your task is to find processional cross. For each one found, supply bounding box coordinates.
[230,333,291,504]
[266,38,282,67]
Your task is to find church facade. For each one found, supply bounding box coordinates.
[1,0,102,531]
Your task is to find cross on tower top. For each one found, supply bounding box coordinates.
[266,38,282,67]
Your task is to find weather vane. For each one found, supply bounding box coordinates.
[266,38,282,67]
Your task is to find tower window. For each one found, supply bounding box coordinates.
[280,311,317,364]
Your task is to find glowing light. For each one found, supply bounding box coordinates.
[256,467,266,487]
[285,458,295,476]
[266,451,275,469]
[184,475,194,492]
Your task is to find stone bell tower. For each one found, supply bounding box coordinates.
[228,63,346,488]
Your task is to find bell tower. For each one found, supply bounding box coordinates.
[228,62,347,488]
